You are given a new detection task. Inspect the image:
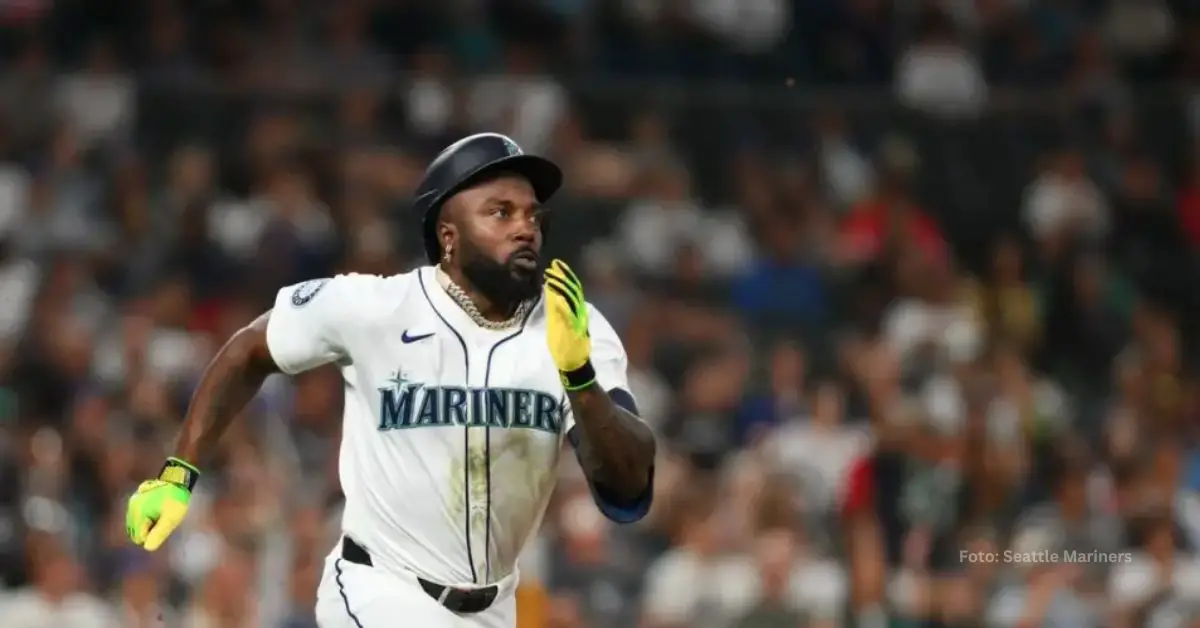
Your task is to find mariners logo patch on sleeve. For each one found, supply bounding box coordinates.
[291,278,330,307]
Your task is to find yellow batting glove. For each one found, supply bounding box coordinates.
[543,259,595,390]
[126,457,199,551]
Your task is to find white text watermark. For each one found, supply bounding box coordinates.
[959,550,1133,565]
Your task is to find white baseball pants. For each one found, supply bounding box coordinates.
[314,545,517,628]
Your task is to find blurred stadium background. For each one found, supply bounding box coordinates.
[0,0,1199,626]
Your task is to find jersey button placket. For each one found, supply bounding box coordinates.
[470,502,488,579]
[466,345,491,584]
[475,336,502,583]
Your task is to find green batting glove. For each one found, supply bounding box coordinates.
[126,457,199,551]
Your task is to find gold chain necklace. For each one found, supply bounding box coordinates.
[437,266,532,331]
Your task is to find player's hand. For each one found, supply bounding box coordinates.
[543,259,594,388]
[126,457,199,551]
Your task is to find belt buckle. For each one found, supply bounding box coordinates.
[424,579,494,613]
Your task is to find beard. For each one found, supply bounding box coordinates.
[459,246,542,307]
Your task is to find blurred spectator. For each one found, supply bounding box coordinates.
[762,380,869,512]
[620,162,753,279]
[113,551,174,628]
[731,213,827,330]
[1108,153,1192,310]
[403,44,456,142]
[24,125,112,255]
[895,9,988,119]
[0,534,117,628]
[967,235,1040,356]
[839,138,945,267]
[0,40,55,148]
[1023,147,1108,263]
[985,562,1097,627]
[550,113,639,199]
[620,305,671,435]
[814,110,874,209]
[737,338,809,443]
[1100,0,1175,73]
[316,3,392,91]
[547,484,645,628]
[1040,251,1133,398]
[1109,508,1200,627]
[0,238,38,359]
[468,43,566,155]
[0,128,31,239]
[179,543,258,628]
[641,488,739,628]
[883,255,981,379]
[665,349,749,470]
[686,0,791,56]
[54,37,134,153]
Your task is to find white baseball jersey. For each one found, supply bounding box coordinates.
[265,266,646,587]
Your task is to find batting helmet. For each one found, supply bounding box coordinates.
[413,133,563,264]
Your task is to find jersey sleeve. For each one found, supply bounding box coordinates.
[265,276,355,375]
[590,304,632,393]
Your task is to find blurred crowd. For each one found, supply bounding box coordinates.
[1,0,1200,627]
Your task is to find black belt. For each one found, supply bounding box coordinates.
[341,537,499,614]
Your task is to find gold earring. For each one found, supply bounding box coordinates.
[443,248,452,263]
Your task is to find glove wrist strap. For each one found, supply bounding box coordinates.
[159,457,200,492]
[560,361,596,391]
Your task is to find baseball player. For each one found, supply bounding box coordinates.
[124,133,657,627]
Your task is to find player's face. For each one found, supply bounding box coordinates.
[449,174,545,303]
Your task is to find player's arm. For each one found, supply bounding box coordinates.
[127,277,351,551]
[172,311,279,463]
[544,260,655,523]
[564,381,654,505]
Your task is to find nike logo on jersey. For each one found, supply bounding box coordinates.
[401,330,434,343]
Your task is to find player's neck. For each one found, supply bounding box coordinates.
[438,264,520,322]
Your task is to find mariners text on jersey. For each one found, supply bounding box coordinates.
[378,377,566,435]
